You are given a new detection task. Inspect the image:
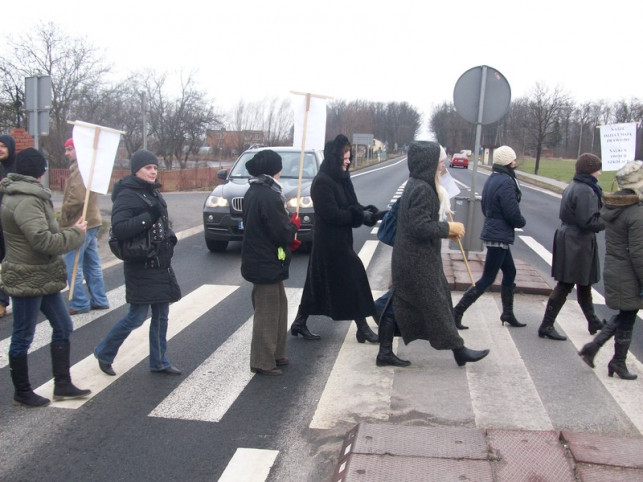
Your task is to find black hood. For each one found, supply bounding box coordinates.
[319,134,352,180]
[0,134,17,175]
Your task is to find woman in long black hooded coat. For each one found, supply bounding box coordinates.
[290,134,383,343]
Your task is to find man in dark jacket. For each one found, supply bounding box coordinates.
[0,133,17,317]
[453,145,527,329]
[241,150,300,376]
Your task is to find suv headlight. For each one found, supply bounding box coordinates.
[287,196,313,209]
[205,195,229,208]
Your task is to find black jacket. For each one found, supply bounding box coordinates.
[240,175,297,284]
[480,164,525,244]
[111,175,181,304]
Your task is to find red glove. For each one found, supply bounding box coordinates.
[289,239,302,252]
[290,213,301,230]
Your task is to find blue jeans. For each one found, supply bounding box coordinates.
[9,293,73,356]
[94,302,171,371]
[64,226,109,312]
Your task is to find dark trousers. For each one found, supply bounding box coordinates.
[475,246,516,292]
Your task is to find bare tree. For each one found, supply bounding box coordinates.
[0,22,110,166]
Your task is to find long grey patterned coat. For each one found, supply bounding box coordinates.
[392,142,464,349]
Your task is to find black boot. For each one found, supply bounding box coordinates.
[608,330,638,380]
[452,346,490,367]
[51,342,91,400]
[289,307,320,340]
[376,316,410,367]
[500,284,526,327]
[538,287,568,341]
[355,317,378,343]
[579,315,618,368]
[9,354,50,407]
[453,286,483,330]
[577,285,604,335]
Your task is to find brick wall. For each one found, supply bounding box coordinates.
[8,128,35,153]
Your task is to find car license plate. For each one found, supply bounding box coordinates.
[238,220,244,230]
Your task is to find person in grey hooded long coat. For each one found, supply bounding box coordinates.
[392,141,489,367]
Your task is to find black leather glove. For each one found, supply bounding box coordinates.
[364,204,378,214]
[363,210,377,227]
[149,202,163,222]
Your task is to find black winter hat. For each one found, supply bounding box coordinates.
[245,150,282,177]
[575,153,602,174]
[131,149,159,174]
[16,148,47,178]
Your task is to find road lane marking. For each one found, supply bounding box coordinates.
[35,284,237,408]
[149,288,303,423]
[218,448,279,482]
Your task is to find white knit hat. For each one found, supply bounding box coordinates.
[616,160,643,200]
[493,146,516,166]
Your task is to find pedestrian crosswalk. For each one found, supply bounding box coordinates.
[2,222,643,482]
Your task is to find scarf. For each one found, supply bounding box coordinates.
[492,163,522,202]
[573,173,603,208]
[249,174,285,202]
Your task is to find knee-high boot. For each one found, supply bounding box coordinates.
[453,286,484,330]
[538,285,568,340]
[608,330,638,380]
[355,317,378,344]
[51,341,91,400]
[289,306,320,340]
[500,284,526,327]
[9,354,50,407]
[578,315,618,368]
[376,316,410,367]
[576,286,605,335]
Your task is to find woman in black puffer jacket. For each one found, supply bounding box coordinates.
[94,150,182,377]
[453,145,526,330]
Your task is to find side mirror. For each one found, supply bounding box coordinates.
[217,169,228,180]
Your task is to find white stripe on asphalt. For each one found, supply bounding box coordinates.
[35,284,237,408]
[217,448,279,482]
[0,286,127,369]
[149,287,303,423]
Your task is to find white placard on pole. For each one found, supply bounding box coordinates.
[600,122,638,172]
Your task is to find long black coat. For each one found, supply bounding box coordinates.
[601,191,643,311]
[241,175,297,285]
[551,174,604,285]
[299,142,375,320]
[111,175,181,304]
[392,142,463,349]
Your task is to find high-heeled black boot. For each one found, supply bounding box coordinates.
[577,285,604,335]
[538,287,568,341]
[452,346,490,366]
[608,330,638,380]
[453,286,483,330]
[376,316,410,367]
[500,284,526,327]
[355,317,378,343]
[290,306,320,340]
[578,315,618,368]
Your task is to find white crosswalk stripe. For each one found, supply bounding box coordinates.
[35,284,238,409]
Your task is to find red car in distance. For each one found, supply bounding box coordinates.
[449,153,469,169]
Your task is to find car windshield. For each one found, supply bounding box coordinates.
[229,151,319,179]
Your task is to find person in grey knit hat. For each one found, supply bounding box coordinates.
[539,152,605,341]
[579,160,642,380]
[453,145,527,330]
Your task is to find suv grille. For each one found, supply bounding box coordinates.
[231,197,244,212]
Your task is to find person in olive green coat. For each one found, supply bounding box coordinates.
[579,160,643,380]
[1,148,91,407]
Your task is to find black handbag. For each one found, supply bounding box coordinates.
[108,227,156,262]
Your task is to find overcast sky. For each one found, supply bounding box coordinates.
[4,0,641,138]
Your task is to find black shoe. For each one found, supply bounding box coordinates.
[91,305,110,311]
[251,367,283,376]
[152,365,182,375]
[578,342,600,368]
[587,316,604,335]
[452,346,490,367]
[538,325,567,341]
[290,310,321,340]
[454,312,469,330]
[355,318,378,343]
[275,358,290,366]
[376,353,411,367]
[53,382,91,401]
[13,390,51,407]
[98,361,116,376]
